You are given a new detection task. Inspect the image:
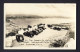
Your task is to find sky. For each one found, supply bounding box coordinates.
[4,3,76,19]
[4,3,76,29]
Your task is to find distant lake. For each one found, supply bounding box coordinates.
[9,18,71,28]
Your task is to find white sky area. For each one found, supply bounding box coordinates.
[4,3,76,19]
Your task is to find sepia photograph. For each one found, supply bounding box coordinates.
[4,3,76,49]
